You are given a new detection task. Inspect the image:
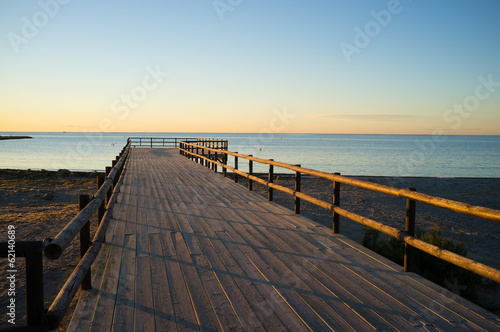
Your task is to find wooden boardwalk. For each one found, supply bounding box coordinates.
[68,148,500,331]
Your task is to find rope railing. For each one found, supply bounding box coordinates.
[179,141,500,284]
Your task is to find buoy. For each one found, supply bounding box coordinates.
[259,147,262,151]
[452,144,455,146]
[280,137,282,139]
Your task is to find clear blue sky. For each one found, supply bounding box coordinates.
[1,0,499,134]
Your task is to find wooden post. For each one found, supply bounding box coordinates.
[105,167,112,203]
[150,138,153,148]
[295,165,301,214]
[268,160,274,201]
[25,245,44,327]
[211,150,214,170]
[97,174,105,223]
[248,156,253,191]
[97,173,106,243]
[404,188,417,272]
[223,153,227,177]
[79,194,92,290]
[196,145,199,163]
[333,172,341,234]
[112,162,118,188]
[234,155,238,183]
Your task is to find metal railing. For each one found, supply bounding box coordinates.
[179,141,500,284]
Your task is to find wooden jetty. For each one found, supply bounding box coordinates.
[66,147,500,331]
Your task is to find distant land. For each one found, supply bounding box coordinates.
[0,135,33,141]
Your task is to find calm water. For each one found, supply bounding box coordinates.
[1,132,499,178]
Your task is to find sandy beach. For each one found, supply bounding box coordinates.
[1,169,499,328]
[0,169,98,329]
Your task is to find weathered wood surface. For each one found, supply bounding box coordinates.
[68,148,500,331]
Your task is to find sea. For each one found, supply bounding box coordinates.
[1,132,499,178]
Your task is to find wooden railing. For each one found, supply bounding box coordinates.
[0,241,44,330]
[0,142,130,331]
[129,137,229,150]
[129,137,195,148]
[41,143,130,330]
[179,141,500,284]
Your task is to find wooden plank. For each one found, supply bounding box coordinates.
[148,233,177,331]
[237,209,416,329]
[67,148,500,332]
[166,194,272,330]
[160,228,200,330]
[214,229,315,331]
[177,152,492,330]
[66,235,113,332]
[211,207,364,331]
[332,236,500,331]
[109,158,140,331]
[266,224,482,330]
[111,233,137,331]
[68,165,133,331]
[249,210,437,330]
[88,218,126,331]
[132,171,155,331]
[164,180,290,330]
[225,212,378,330]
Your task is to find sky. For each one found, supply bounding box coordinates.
[1,0,499,134]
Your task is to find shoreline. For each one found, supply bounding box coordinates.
[0,135,32,141]
[3,168,500,179]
